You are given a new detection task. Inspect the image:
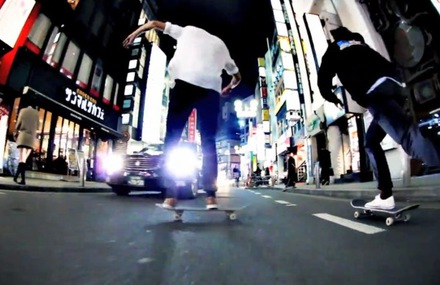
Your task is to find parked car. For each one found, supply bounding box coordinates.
[105,142,201,199]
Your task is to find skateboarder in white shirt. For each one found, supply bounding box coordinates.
[123,20,241,210]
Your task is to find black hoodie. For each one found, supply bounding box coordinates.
[317,27,399,107]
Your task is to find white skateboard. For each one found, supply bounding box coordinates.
[155,203,247,221]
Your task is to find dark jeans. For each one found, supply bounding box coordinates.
[365,80,440,195]
[163,80,220,198]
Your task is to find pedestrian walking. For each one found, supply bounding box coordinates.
[13,102,39,185]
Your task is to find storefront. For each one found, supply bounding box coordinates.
[3,48,123,180]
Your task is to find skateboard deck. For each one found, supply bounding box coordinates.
[350,199,420,226]
[155,203,247,221]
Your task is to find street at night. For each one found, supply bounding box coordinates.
[1,188,439,285]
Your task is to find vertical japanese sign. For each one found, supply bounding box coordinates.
[188,109,197,142]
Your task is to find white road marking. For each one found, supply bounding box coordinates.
[254,192,261,195]
[138,257,154,264]
[261,195,272,199]
[275,200,296,207]
[0,192,5,195]
[313,213,385,235]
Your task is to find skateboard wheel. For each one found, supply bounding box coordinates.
[228,213,237,220]
[174,214,182,221]
[354,211,360,219]
[403,213,411,222]
[385,217,394,226]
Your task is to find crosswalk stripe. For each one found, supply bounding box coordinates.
[261,195,272,199]
[313,213,386,235]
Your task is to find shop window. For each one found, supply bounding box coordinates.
[34,108,45,152]
[53,116,64,159]
[81,128,96,173]
[43,28,67,68]
[90,60,104,97]
[137,47,146,78]
[8,97,20,134]
[76,53,93,89]
[113,83,120,111]
[61,41,80,79]
[40,111,52,169]
[103,75,113,104]
[26,13,51,53]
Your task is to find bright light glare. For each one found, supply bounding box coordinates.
[106,154,124,175]
[250,99,258,111]
[234,100,242,111]
[166,147,197,178]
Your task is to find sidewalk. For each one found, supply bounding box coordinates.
[0,176,112,193]
[2,173,440,201]
[267,174,440,202]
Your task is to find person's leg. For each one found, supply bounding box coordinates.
[13,147,24,183]
[363,120,395,209]
[195,88,220,209]
[369,82,440,167]
[20,148,32,185]
[161,81,197,207]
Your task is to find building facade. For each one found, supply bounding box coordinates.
[0,0,141,179]
[260,0,440,186]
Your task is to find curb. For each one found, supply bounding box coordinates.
[0,183,112,193]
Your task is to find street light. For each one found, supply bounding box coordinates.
[234,98,258,119]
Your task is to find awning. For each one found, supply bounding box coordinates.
[23,86,124,139]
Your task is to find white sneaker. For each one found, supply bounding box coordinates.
[364,194,395,210]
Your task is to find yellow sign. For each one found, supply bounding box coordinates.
[262,109,270,121]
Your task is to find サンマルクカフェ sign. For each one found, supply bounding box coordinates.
[65,87,104,121]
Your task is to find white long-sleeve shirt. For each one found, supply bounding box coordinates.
[163,22,239,93]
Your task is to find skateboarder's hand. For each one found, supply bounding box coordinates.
[221,84,233,97]
[122,33,138,49]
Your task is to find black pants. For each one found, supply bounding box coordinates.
[365,80,440,195]
[163,80,220,198]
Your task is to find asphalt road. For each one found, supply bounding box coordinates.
[1,187,439,285]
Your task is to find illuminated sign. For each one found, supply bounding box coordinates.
[0,0,35,48]
[188,109,197,142]
[65,87,104,121]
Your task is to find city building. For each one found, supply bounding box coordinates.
[0,0,142,178]
[262,0,440,186]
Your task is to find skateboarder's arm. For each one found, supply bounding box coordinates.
[123,21,175,48]
[221,51,241,96]
[317,45,342,106]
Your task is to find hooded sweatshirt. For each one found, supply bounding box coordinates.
[317,27,399,107]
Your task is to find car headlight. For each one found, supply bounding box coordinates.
[165,147,198,178]
[106,154,124,175]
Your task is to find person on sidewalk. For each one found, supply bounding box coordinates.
[318,26,440,210]
[283,152,296,192]
[123,20,241,210]
[13,102,39,185]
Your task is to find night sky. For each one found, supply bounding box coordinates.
[154,0,275,99]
